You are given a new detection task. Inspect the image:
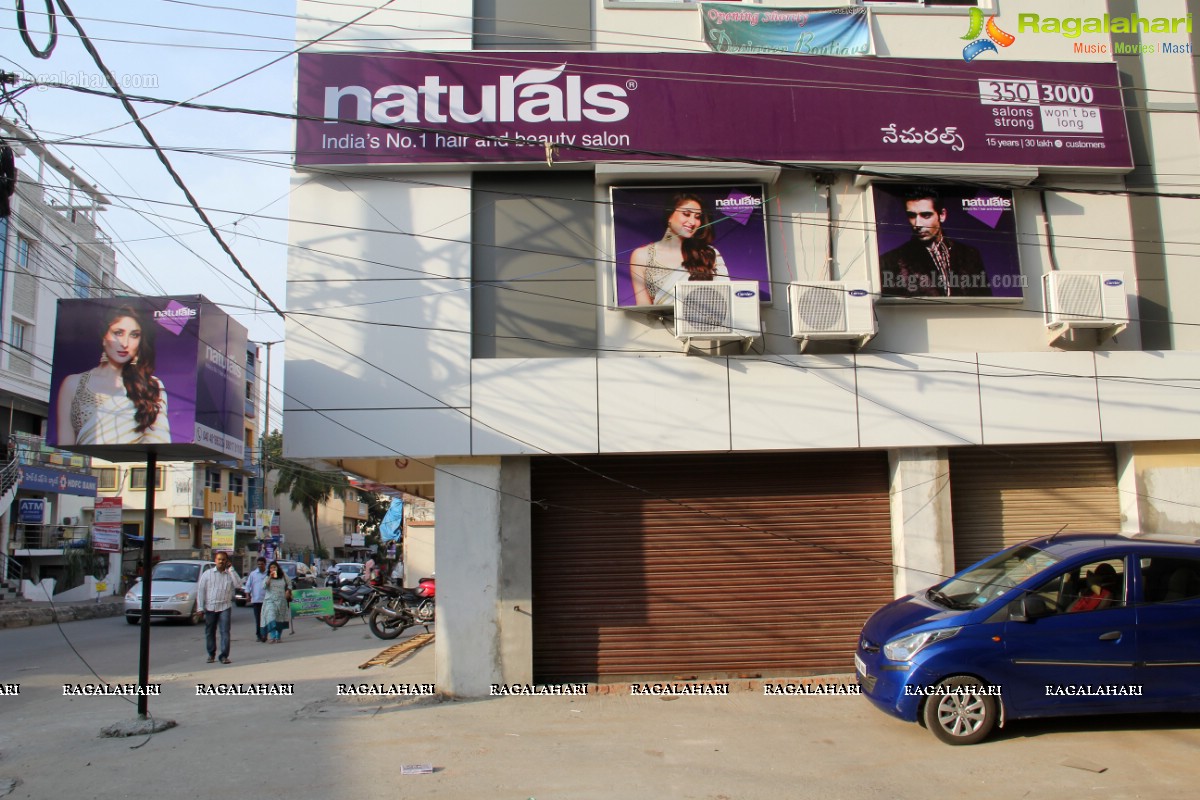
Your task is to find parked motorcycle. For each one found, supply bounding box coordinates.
[368,576,435,640]
[317,576,383,630]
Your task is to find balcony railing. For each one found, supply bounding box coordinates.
[15,523,91,550]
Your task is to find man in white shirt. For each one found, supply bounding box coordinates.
[197,551,243,664]
[243,557,268,643]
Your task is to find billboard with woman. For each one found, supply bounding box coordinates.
[48,295,247,460]
[611,185,771,310]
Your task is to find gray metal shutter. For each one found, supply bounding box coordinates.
[531,452,893,682]
[949,444,1121,571]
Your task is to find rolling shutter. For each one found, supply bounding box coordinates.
[531,452,892,683]
[949,444,1121,571]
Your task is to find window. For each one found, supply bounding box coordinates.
[10,321,25,352]
[205,468,222,491]
[16,236,30,270]
[8,320,32,376]
[1141,557,1200,604]
[229,473,244,496]
[130,467,165,490]
[74,266,95,298]
[1024,558,1126,616]
[92,467,118,490]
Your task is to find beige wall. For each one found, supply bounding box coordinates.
[1131,441,1200,535]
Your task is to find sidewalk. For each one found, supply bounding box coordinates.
[1,616,1197,799]
[0,592,123,629]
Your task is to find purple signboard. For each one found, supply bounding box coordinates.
[874,184,1022,300]
[611,185,771,308]
[296,52,1132,170]
[48,296,248,462]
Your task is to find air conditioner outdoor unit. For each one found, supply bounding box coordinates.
[62,516,79,526]
[673,280,761,344]
[787,281,877,342]
[1043,272,1128,329]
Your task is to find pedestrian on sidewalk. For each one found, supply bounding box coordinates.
[244,557,268,642]
[197,551,242,664]
[261,560,291,644]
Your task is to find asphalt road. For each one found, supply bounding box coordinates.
[0,612,1198,799]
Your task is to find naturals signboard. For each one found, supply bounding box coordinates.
[295,52,1132,170]
[48,296,247,462]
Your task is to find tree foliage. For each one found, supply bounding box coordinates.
[264,431,350,554]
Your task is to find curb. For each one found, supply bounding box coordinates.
[588,675,860,695]
[0,600,124,630]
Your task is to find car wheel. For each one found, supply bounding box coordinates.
[125,615,139,625]
[921,676,998,746]
[187,603,201,625]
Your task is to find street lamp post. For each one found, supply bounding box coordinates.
[255,340,281,522]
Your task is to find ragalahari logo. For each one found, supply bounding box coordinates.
[961,7,1016,62]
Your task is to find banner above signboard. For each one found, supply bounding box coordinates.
[296,52,1132,170]
[700,5,871,56]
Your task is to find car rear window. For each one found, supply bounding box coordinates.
[153,563,201,582]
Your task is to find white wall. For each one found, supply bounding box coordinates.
[282,2,1198,462]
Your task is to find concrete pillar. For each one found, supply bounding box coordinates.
[1113,443,1142,534]
[434,456,531,697]
[888,448,954,598]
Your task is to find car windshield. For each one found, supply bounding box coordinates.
[281,563,297,579]
[152,563,201,582]
[931,546,1061,610]
[339,565,360,573]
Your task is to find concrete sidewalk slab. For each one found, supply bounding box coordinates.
[1,619,1198,799]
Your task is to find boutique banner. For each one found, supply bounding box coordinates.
[701,5,871,56]
[296,53,1132,170]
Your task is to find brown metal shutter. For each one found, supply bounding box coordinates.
[531,452,892,683]
[949,444,1121,571]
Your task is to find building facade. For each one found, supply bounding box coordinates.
[0,120,122,591]
[284,0,1200,694]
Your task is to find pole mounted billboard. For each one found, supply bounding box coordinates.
[48,295,248,462]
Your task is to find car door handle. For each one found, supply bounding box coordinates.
[1098,631,1122,641]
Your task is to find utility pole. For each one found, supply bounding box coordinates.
[257,341,281,517]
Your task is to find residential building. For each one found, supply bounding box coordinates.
[0,119,124,592]
[284,0,1200,695]
[90,342,262,570]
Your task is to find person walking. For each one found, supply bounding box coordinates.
[244,557,268,642]
[260,560,291,644]
[197,551,242,664]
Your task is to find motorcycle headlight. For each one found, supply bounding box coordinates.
[882,627,961,662]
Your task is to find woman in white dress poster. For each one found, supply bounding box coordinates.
[55,305,170,446]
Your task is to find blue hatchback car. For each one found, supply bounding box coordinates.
[856,532,1200,744]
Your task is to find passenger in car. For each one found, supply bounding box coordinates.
[1067,563,1117,613]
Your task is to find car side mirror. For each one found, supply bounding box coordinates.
[1009,594,1051,623]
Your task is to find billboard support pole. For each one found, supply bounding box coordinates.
[137,450,156,718]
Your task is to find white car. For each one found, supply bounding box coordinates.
[124,559,231,625]
[324,562,364,586]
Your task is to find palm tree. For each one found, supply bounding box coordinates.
[264,432,349,555]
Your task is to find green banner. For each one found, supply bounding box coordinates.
[290,587,334,618]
